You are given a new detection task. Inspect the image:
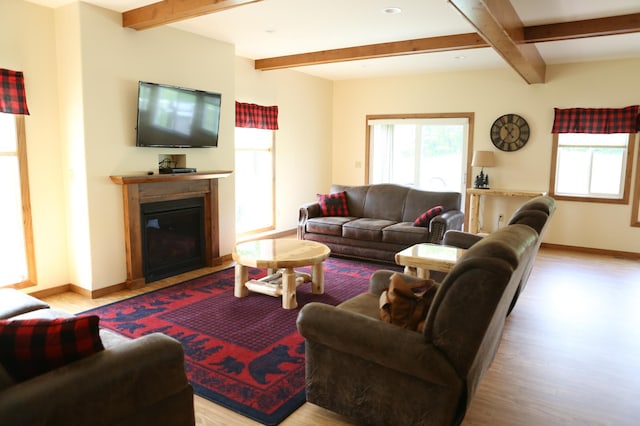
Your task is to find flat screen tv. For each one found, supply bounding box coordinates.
[136,81,221,148]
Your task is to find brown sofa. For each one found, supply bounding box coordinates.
[0,289,195,426]
[296,224,539,425]
[298,183,464,263]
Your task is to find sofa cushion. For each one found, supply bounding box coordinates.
[414,205,446,227]
[317,191,350,216]
[0,315,104,382]
[0,289,50,319]
[382,222,431,245]
[343,218,396,241]
[306,216,355,236]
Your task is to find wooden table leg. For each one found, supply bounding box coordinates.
[417,268,431,279]
[234,263,249,298]
[282,267,297,309]
[469,193,480,234]
[311,262,325,294]
[404,266,417,276]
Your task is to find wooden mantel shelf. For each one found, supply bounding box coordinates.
[110,170,232,185]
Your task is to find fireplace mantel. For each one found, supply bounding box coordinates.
[111,170,232,288]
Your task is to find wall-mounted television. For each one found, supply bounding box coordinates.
[136,81,221,148]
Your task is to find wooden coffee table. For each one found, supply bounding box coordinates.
[395,243,466,279]
[232,239,331,309]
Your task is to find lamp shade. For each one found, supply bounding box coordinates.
[471,150,495,168]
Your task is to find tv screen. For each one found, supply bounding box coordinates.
[136,81,221,148]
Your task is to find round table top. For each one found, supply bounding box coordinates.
[232,239,331,269]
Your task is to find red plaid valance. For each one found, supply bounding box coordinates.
[0,68,30,115]
[235,102,278,130]
[551,105,639,134]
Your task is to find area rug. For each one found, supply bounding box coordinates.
[82,257,400,425]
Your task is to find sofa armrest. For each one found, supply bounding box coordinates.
[298,201,323,238]
[429,210,465,243]
[442,230,484,249]
[297,302,459,386]
[0,333,193,426]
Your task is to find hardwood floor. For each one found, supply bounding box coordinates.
[42,248,640,425]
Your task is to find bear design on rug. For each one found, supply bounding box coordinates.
[248,344,303,384]
[211,356,245,374]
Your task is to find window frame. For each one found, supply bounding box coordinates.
[1,115,36,288]
[549,132,635,204]
[365,112,475,193]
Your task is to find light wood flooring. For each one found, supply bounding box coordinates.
[42,247,640,425]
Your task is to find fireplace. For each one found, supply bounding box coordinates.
[110,170,232,289]
[141,198,205,282]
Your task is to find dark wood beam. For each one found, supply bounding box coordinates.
[525,13,640,42]
[255,33,488,71]
[448,0,546,84]
[123,0,263,30]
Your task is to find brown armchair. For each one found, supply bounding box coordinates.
[443,195,555,313]
[297,224,539,426]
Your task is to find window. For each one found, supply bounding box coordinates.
[0,113,36,288]
[550,133,634,203]
[235,127,275,235]
[367,115,471,194]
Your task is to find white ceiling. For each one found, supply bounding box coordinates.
[26,0,640,80]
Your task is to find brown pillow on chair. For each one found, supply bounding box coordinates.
[379,273,438,331]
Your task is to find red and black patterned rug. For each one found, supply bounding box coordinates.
[82,256,399,425]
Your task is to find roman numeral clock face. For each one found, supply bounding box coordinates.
[490,114,530,151]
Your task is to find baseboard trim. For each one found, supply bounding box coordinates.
[541,242,640,259]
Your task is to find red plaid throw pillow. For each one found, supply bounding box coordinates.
[414,205,447,227]
[0,315,104,382]
[317,191,350,216]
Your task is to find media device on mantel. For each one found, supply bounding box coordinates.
[135,81,221,148]
[159,167,197,174]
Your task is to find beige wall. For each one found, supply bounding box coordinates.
[75,3,237,290]
[332,60,640,253]
[1,0,69,289]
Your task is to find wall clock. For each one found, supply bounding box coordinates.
[490,114,530,151]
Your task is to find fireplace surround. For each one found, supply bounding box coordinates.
[111,171,232,288]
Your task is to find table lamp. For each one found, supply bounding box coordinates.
[472,150,495,189]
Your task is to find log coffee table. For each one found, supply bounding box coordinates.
[232,239,331,309]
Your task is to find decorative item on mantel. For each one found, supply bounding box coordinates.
[472,150,495,189]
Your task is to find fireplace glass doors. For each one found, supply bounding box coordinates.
[140,197,205,282]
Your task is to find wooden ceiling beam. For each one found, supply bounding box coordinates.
[448,0,546,84]
[525,13,640,43]
[255,33,488,71]
[123,0,263,31]
[254,13,640,73]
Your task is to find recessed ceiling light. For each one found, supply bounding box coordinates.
[383,7,402,14]
[454,55,466,60]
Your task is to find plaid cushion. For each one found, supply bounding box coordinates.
[414,205,446,227]
[0,315,104,382]
[317,191,350,216]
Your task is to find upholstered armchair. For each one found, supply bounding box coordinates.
[443,195,555,313]
[297,224,538,426]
